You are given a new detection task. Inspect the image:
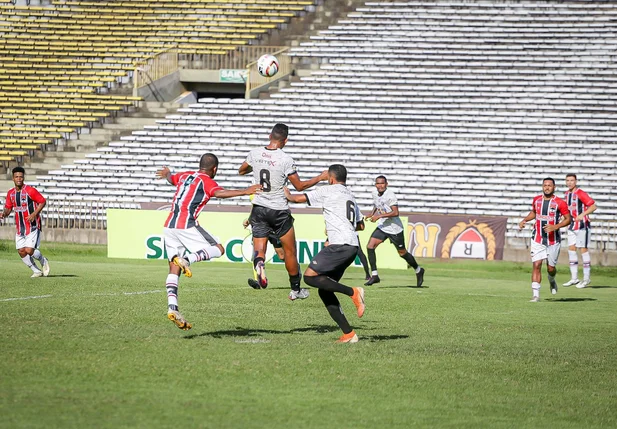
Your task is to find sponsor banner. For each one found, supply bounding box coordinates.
[407,214,507,260]
[219,69,247,83]
[107,209,407,269]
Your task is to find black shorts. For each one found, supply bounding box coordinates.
[371,228,406,250]
[309,244,358,282]
[268,234,282,249]
[249,205,294,239]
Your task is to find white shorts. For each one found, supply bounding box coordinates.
[568,229,591,248]
[15,230,41,250]
[530,241,560,266]
[164,226,219,261]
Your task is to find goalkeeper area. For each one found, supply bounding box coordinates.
[1,241,616,428]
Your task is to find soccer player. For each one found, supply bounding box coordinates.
[285,164,365,343]
[364,175,425,287]
[243,218,285,290]
[238,123,328,300]
[519,177,571,302]
[0,167,50,278]
[156,153,261,330]
[563,174,597,289]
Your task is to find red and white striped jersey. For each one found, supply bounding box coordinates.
[531,195,569,246]
[164,171,222,229]
[564,188,595,231]
[4,185,46,236]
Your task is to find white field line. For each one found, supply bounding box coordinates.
[0,294,53,302]
[0,287,217,302]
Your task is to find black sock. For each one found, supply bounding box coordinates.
[289,273,302,292]
[304,275,353,296]
[253,256,265,270]
[367,248,377,273]
[401,252,418,269]
[357,246,370,277]
[318,289,352,334]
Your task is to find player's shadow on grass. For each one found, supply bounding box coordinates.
[363,334,409,342]
[546,297,597,302]
[589,285,617,289]
[45,274,78,278]
[377,285,428,289]
[183,324,339,339]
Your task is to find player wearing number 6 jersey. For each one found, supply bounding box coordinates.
[285,164,366,343]
[239,123,328,300]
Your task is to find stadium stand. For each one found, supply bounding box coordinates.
[0,0,317,166]
[2,0,617,247]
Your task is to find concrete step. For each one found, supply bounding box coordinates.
[113,117,161,127]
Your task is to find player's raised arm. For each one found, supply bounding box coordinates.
[155,166,174,185]
[213,184,262,199]
[287,170,328,192]
[284,186,307,204]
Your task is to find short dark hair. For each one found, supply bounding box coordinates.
[328,164,347,182]
[12,166,25,176]
[199,153,219,170]
[543,177,555,185]
[270,123,288,142]
[566,173,577,180]
[375,175,387,183]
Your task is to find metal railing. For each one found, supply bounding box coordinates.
[133,46,179,96]
[245,47,291,99]
[178,46,286,70]
[0,200,140,231]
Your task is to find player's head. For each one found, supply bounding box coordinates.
[199,153,219,178]
[565,173,577,191]
[269,123,289,148]
[375,175,387,193]
[12,166,25,187]
[328,164,347,184]
[542,177,555,197]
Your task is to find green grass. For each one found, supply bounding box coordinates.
[1,241,616,429]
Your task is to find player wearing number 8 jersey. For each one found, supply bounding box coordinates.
[239,123,328,300]
[285,164,366,343]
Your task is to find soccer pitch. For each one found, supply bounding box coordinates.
[1,241,616,428]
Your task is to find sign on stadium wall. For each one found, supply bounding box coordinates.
[406,214,508,260]
[107,209,407,269]
[219,69,248,83]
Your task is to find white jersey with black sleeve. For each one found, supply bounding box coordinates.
[245,147,297,210]
[305,184,361,246]
[372,187,404,235]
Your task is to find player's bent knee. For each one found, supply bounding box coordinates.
[303,274,320,287]
[216,244,225,256]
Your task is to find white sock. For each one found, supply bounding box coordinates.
[532,282,541,298]
[372,270,378,276]
[22,255,41,273]
[415,266,422,274]
[166,274,179,310]
[582,252,591,281]
[32,249,46,264]
[568,250,578,280]
[186,245,223,264]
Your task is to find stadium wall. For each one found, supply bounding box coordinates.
[1,227,615,266]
